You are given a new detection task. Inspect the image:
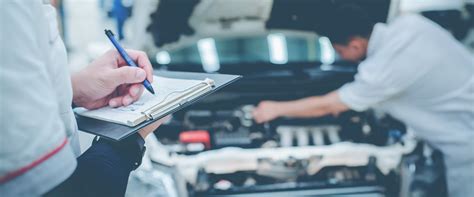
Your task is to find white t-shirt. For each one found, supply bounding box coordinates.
[399,0,465,12]
[338,14,474,196]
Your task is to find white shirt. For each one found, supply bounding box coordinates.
[399,0,465,12]
[338,14,474,196]
[0,0,79,195]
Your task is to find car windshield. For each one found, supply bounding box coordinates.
[155,33,339,72]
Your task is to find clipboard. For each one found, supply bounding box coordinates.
[76,71,242,141]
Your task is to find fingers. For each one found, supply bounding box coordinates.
[115,49,154,82]
[252,101,277,123]
[108,94,134,107]
[108,84,144,107]
[108,66,147,86]
[129,84,144,98]
[252,106,266,124]
[254,115,267,124]
[154,115,171,126]
[252,108,261,123]
[138,115,172,139]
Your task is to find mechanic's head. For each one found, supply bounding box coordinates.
[321,4,376,62]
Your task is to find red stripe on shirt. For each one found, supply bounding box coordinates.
[0,138,69,184]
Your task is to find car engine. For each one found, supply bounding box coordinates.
[126,104,446,197]
[124,1,450,196]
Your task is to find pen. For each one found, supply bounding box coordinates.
[104,29,155,94]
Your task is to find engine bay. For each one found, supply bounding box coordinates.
[136,105,435,196]
[121,0,465,195]
[155,104,407,151]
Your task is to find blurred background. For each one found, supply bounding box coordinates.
[58,0,474,73]
[54,0,473,196]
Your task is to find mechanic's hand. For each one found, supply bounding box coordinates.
[252,101,282,124]
[138,115,171,139]
[72,49,154,109]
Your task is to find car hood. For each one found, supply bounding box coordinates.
[147,0,391,47]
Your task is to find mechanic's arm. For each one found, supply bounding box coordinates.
[253,26,427,124]
[253,91,349,123]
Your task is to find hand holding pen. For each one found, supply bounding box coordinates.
[71,48,155,109]
[105,29,155,94]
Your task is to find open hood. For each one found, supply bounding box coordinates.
[147,0,391,47]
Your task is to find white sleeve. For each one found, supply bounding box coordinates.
[338,18,434,111]
[0,1,66,154]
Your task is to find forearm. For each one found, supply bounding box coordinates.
[276,96,329,118]
[277,91,349,118]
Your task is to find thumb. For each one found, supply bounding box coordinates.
[108,67,146,86]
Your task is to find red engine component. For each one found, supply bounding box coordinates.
[179,130,211,149]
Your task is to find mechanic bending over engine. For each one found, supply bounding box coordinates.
[252,5,473,197]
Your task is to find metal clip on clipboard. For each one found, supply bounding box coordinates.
[141,78,216,120]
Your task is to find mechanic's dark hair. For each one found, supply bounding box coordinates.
[320,4,377,45]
